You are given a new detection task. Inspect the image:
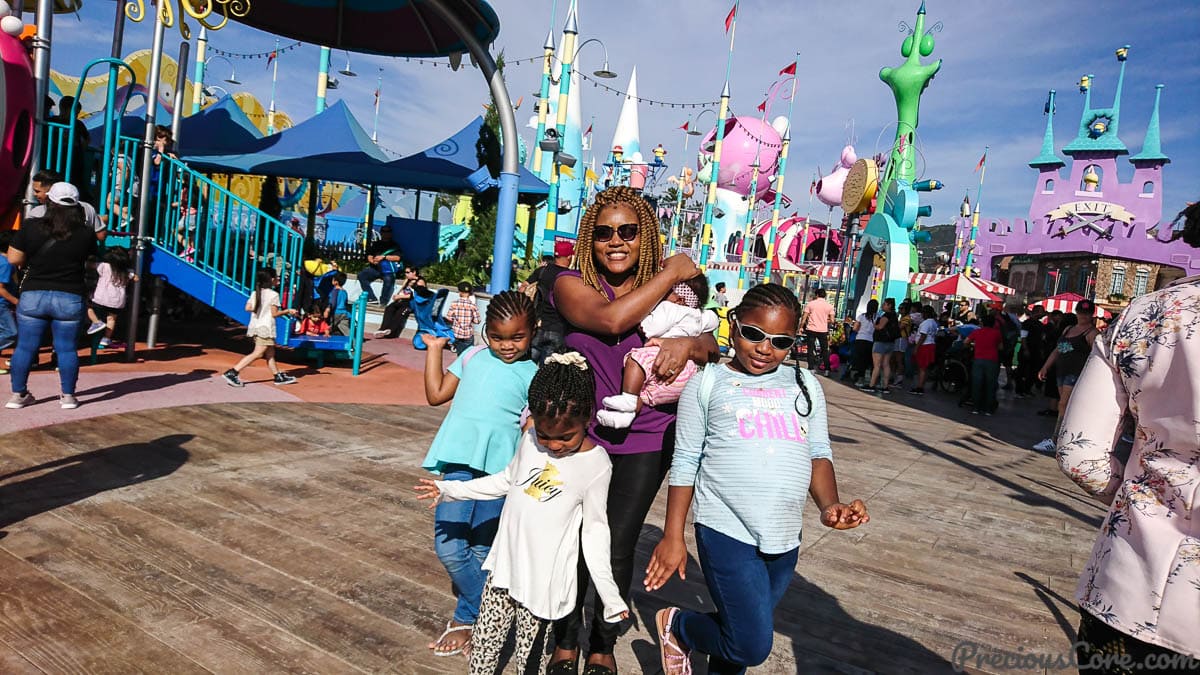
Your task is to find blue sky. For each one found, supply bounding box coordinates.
[45,0,1199,227]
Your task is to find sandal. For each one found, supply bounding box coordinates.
[430,621,473,657]
[582,665,616,675]
[656,607,692,675]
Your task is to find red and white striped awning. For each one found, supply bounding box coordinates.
[910,273,1015,296]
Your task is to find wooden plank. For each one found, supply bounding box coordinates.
[0,549,209,674]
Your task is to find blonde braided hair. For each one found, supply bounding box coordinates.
[575,186,663,294]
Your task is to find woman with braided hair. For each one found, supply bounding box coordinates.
[416,350,629,674]
[645,283,869,674]
[548,186,717,675]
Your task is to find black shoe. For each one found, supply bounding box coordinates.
[582,665,616,675]
[547,658,580,675]
[222,369,244,388]
[908,387,925,395]
[273,372,298,386]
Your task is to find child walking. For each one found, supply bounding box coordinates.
[415,350,629,674]
[86,247,137,349]
[596,274,718,428]
[644,283,869,675]
[446,281,482,354]
[222,268,298,387]
[418,291,539,658]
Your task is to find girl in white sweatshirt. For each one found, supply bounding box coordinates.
[416,351,629,673]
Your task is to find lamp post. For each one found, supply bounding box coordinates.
[698,0,740,271]
[762,52,800,280]
[540,0,579,248]
[667,113,704,255]
[963,146,988,277]
[531,0,559,178]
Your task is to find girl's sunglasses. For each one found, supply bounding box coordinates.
[594,223,639,242]
[734,321,796,350]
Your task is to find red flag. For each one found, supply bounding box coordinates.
[974,150,987,172]
[679,121,690,131]
[584,123,592,136]
[1048,270,1059,278]
[779,61,797,76]
[756,100,766,113]
[266,51,277,69]
[724,3,737,33]
[373,88,380,106]
[809,179,816,195]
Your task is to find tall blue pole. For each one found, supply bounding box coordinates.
[541,0,578,248]
[191,28,207,114]
[763,54,800,280]
[316,46,331,113]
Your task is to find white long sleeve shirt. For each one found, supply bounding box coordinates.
[641,301,720,340]
[436,430,628,622]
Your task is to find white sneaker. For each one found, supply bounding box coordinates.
[60,394,79,409]
[87,321,106,335]
[6,392,35,409]
[1032,438,1056,454]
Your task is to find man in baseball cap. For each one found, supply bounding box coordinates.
[27,174,106,242]
[527,240,577,364]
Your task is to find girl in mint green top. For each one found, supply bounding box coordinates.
[419,291,538,657]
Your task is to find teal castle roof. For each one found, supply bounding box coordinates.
[1030,89,1066,169]
[1130,84,1169,164]
[1062,46,1131,156]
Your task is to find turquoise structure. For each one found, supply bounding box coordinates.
[852,1,943,308]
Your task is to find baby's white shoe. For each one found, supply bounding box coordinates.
[601,393,639,412]
[596,408,636,429]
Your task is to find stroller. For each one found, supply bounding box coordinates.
[409,287,454,350]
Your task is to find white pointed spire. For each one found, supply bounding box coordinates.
[611,67,641,158]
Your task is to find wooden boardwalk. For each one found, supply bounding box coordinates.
[0,382,1104,674]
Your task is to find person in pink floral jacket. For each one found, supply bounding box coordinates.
[1057,202,1200,669]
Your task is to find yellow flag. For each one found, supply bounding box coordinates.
[559,164,576,178]
[585,168,598,184]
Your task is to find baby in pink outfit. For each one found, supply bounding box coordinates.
[596,276,718,428]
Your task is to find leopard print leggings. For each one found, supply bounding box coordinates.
[469,578,552,674]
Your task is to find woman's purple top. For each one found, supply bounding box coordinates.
[553,270,675,455]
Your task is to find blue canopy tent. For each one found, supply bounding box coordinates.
[86,96,263,154]
[384,115,548,198]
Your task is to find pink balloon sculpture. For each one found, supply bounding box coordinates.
[0,15,34,224]
[697,115,782,200]
[815,145,857,208]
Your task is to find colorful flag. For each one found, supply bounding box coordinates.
[585,167,598,184]
[266,50,277,69]
[679,121,690,131]
[756,100,766,113]
[974,150,987,172]
[779,61,796,76]
[809,179,816,195]
[560,164,576,178]
[374,88,380,107]
[1048,270,1059,278]
[724,3,737,33]
[584,123,592,136]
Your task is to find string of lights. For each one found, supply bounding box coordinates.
[578,71,722,109]
[208,40,304,60]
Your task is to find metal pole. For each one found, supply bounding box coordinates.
[531,22,556,176]
[425,0,522,294]
[667,116,692,255]
[698,1,740,271]
[97,0,127,222]
[267,38,279,134]
[763,57,800,279]
[541,0,578,247]
[124,4,166,361]
[171,41,189,145]
[736,159,760,289]
[27,0,53,190]
[146,276,164,347]
[371,68,382,142]
[191,28,207,114]
[316,46,331,113]
[964,145,988,277]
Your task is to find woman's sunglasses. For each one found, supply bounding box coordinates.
[734,321,797,350]
[594,223,639,242]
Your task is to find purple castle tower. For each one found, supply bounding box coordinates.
[960,47,1193,309]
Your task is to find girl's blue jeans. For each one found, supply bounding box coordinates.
[675,524,799,675]
[434,464,504,624]
[11,290,83,395]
